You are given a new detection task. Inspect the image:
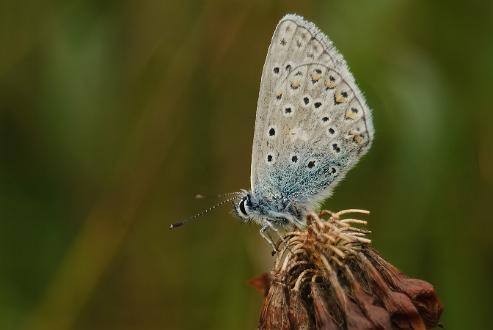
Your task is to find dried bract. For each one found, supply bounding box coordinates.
[254,210,443,330]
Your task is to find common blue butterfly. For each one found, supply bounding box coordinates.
[172,14,374,249]
[232,14,374,246]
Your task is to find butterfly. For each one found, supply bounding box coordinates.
[171,14,374,249]
[231,14,374,247]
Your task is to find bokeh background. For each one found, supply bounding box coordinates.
[1,0,492,329]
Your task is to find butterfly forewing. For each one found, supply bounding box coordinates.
[251,14,374,208]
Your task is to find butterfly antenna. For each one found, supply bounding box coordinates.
[217,192,242,199]
[169,195,238,229]
[194,192,241,199]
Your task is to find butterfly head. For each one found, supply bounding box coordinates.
[233,190,256,222]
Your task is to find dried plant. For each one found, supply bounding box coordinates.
[250,210,443,330]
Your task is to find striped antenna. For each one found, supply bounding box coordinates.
[169,194,240,229]
[193,192,241,199]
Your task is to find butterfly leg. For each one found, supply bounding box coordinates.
[265,209,302,229]
[259,225,278,253]
[278,213,304,229]
[288,216,305,229]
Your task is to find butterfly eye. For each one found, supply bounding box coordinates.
[238,198,249,217]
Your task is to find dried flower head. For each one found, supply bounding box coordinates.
[251,210,443,330]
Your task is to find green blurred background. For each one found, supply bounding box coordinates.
[1,0,492,329]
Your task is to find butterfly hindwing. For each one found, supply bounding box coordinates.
[251,14,374,207]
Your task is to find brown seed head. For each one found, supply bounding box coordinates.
[253,210,443,330]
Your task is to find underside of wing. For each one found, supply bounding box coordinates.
[251,14,374,207]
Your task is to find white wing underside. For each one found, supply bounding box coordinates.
[250,14,374,208]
